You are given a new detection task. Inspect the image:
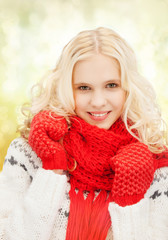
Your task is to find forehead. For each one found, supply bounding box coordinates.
[72,54,120,83]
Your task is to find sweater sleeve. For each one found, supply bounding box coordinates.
[0,138,68,240]
[108,166,168,240]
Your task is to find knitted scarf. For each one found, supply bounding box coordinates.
[63,116,137,240]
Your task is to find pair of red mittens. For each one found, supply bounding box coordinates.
[29,110,159,207]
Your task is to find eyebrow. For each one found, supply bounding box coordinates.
[74,79,121,85]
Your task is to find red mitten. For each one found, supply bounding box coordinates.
[110,142,158,207]
[28,111,68,170]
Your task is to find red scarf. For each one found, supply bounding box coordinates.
[63,117,137,240]
[63,116,137,191]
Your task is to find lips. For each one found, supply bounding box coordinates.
[88,111,111,121]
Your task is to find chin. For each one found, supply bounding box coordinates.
[92,122,112,130]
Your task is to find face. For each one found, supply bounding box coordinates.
[72,53,126,129]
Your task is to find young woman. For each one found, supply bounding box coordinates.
[0,27,168,240]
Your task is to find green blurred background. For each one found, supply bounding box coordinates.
[0,0,168,170]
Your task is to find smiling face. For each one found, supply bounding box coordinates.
[72,53,126,129]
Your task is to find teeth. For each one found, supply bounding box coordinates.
[90,112,108,117]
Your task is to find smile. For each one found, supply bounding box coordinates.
[90,112,108,117]
[88,111,111,121]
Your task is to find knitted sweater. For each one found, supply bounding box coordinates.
[0,137,168,240]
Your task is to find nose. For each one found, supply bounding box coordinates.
[90,90,107,108]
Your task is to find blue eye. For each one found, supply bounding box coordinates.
[78,86,90,90]
[106,83,118,88]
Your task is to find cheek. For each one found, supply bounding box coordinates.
[110,92,126,110]
[74,94,88,111]
[118,93,126,110]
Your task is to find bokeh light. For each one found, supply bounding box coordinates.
[0,0,168,170]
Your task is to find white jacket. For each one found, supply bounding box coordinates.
[0,137,168,240]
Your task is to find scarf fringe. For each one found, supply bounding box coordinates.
[66,186,112,240]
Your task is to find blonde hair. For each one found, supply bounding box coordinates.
[18,27,167,153]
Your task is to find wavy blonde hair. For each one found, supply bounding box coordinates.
[18,27,167,153]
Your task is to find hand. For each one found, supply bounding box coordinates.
[110,142,158,207]
[28,111,68,170]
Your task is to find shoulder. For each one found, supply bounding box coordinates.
[145,166,168,201]
[3,137,42,181]
[144,167,168,238]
